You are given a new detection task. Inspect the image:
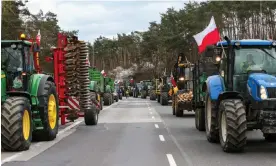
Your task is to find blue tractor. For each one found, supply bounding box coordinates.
[203,37,276,152]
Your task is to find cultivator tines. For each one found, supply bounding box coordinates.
[64,41,79,97]
[78,41,92,111]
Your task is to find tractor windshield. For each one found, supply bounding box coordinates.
[1,45,23,72]
[234,48,276,75]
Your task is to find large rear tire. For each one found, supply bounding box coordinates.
[33,81,59,141]
[1,97,32,151]
[205,94,219,143]
[219,99,247,152]
[172,95,176,115]
[84,104,99,125]
[175,98,183,117]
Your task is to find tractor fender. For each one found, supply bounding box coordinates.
[6,91,32,103]
[203,75,225,101]
[29,74,54,106]
[217,91,243,107]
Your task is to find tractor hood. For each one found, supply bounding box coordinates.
[249,73,276,87]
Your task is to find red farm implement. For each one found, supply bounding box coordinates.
[46,33,99,126]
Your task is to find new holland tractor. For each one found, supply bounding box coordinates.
[158,75,172,105]
[193,48,220,131]
[1,34,59,151]
[171,55,194,117]
[203,37,276,152]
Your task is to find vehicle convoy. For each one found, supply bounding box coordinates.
[140,80,153,99]
[171,54,194,117]
[157,75,172,105]
[149,79,159,100]
[46,33,99,126]
[133,83,141,98]
[193,49,220,131]
[1,34,59,151]
[203,38,276,152]
[88,67,104,110]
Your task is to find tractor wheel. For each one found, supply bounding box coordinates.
[157,95,160,103]
[116,96,119,102]
[84,104,99,125]
[33,81,59,141]
[161,92,168,105]
[172,95,175,115]
[1,97,32,151]
[263,134,276,142]
[205,94,219,143]
[103,93,111,106]
[218,99,247,152]
[175,98,183,117]
[149,91,156,100]
[195,108,205,131]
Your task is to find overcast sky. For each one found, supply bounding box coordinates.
[26,0,190,42]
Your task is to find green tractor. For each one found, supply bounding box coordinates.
[149,79,159,100]
[88,67,103,111]
[157,76,172,105]
[1,37,59,151]
[140,80,152,99]
[103,77,114,105]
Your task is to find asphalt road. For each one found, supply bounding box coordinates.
[1,97,276,166]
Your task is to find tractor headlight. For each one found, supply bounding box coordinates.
[179,77,185,81]
[215,56,221,62]
[260,85,268,99]
[272,41,276,46]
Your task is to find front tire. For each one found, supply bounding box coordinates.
[219,99,247,152]
[33,81,59,141]
[161,92,168,105]
[1,97,32,151]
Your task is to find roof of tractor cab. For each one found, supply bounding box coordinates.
[217,39,275,46]
[1,40,33,46]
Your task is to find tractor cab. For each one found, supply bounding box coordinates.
[1,34,39,92]
[215,39,276,99]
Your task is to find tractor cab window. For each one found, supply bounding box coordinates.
[233,47,276,94]
[1,44,23,72]
[234,48,276,75]
[24,46,34,72]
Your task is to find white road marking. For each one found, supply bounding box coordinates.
[152,116,155,119]
[155,124,159,128]
[159,135,165,141]
[1,102,117,164]
[166,154,177,166]
[150,112,153,114]
[149,108,151,111]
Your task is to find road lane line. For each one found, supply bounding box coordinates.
[155,124,159,128]
[1,153,22,165]
[150,112,153,114]
[159,135,165,141]
[166,154,177,166]
[152,116,155,119]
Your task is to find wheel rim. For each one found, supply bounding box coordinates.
[221,111,227,142]
[22,110,30,140]
[207,97,211,131]
[48,94,57,129]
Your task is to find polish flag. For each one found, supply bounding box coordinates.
[36,29,41,46]
[193,16,220,53]
[101,70,107,77]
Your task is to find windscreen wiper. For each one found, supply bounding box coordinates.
[260,48,276,60]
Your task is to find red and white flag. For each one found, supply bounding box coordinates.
[36,29,41,46]
[170,71,177,87]
[101,70,107,77]
[193,16,220,53]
